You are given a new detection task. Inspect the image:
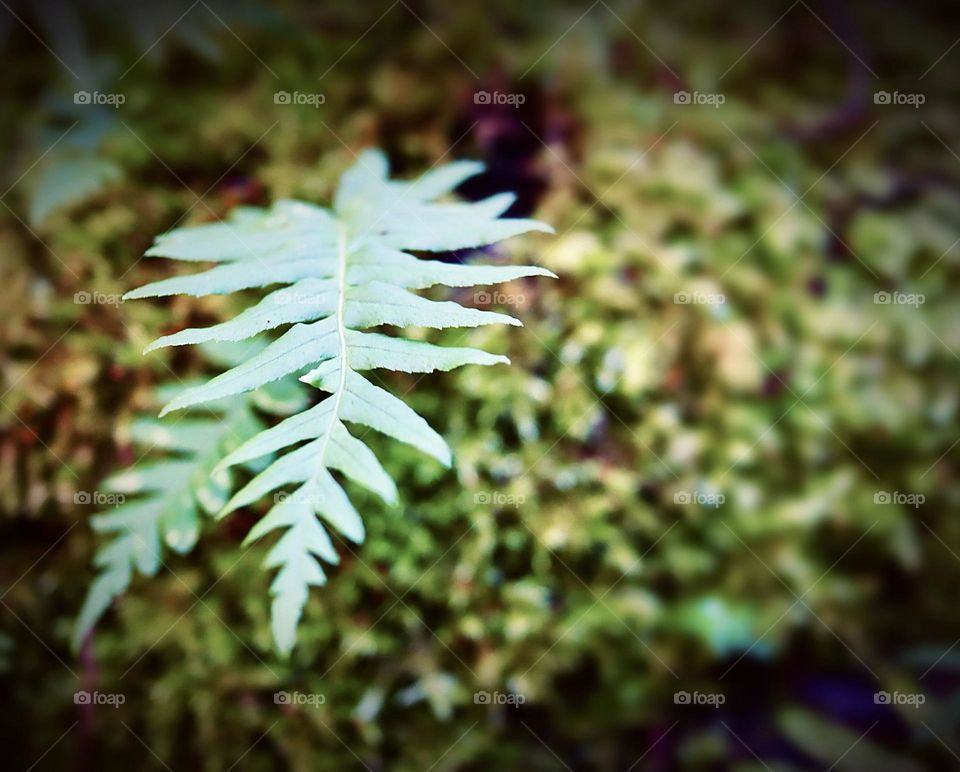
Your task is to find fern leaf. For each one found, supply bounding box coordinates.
[73,350,306,650]
[305,363,452,465]
[158,320,339,415]
[128,150,555,654]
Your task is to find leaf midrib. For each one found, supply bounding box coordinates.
[317,223,350,466]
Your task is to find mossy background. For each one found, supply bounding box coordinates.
[2,0,960,768]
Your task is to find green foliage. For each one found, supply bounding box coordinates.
[24,105,122,227]
[778,708,923,772]
[124,151,554,652]
[73,343,307,648]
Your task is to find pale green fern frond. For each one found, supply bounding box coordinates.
[73,349,306,650]
[125,150,555,654]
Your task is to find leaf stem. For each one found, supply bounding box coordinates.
[318,224,350,464]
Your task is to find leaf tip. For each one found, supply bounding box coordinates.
[70,626,89,654]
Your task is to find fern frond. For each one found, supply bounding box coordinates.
[126,150,555,654]
[73,348,306,650]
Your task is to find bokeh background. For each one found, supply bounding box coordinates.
[2,0,960,768]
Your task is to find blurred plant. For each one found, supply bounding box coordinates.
[73,341,307,648]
